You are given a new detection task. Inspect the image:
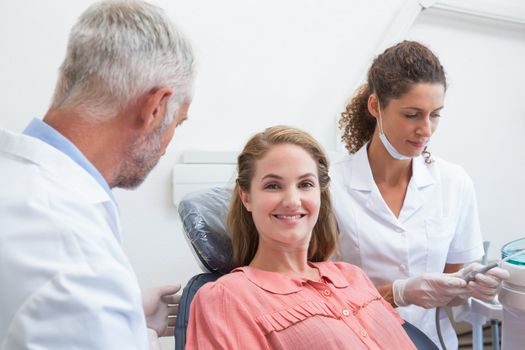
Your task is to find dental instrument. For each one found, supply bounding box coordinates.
[464,249,525,283]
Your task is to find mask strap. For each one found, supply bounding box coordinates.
[376,99,384,133]
[375,96,411,161]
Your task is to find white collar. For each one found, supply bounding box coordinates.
[349,143,435,191]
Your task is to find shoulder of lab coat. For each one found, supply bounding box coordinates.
[429,156,484,263]
[330,145,371,192]
[0,129,148,350]
[0,128,109,203]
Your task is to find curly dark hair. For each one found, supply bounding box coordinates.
[339,41,447,154]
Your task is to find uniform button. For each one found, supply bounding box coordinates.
[323,289,331,296]
[400,264,407,272]
[395,227,403,233]
[342,309,350,316]
[360,330,368,337]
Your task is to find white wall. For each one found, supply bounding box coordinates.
[0,3,405,347]
[0,0,410,289]
[406,7,525,259]
[1,1,524,346]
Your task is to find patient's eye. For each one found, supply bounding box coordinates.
[299,181,315,189]
[264,183,280,190]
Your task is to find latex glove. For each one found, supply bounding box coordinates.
[147,328,161,350]
[143,284,181,337]
[393,273,470,309]
[445,294,470,307]
[444,267,478,307]
[459,262,510,303]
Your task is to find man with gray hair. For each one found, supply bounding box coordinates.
[0,1,194,349]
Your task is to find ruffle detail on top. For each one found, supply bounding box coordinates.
[344,296,382,316]
[342,296,408,348]
[255,301,339,335]
[344,293,403,323]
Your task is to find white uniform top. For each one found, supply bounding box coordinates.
[0,129,148,349]
[330,144,484,350]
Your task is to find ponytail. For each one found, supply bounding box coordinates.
[339,84,376,154]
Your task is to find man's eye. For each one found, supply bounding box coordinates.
[405,113,418,119]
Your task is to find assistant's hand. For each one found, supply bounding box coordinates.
[393,273,470,309]
[143,284,181,337]
[459,263,509,303]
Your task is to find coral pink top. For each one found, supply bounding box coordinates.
[186,261,415,349]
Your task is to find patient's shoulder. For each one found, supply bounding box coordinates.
[315,261,372,285]
[220,270,251,288]
[316,260,365,273]
[191,269,265,315]
[195,270,253,299]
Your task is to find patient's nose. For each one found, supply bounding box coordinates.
[282,188,301,209]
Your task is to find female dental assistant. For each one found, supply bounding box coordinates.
[330,41,508,349]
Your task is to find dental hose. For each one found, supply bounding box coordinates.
[435,307,447,350]
[434,249,525,350]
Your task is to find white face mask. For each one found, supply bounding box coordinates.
[376,102,410,161]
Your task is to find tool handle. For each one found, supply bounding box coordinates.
[464,262,499,283]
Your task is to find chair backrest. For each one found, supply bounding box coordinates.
[175,187,231,350]
[175,187,439,350]
[174,273,221,350]
[402,321,439,350]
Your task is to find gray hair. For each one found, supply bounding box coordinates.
[51,0,195,122]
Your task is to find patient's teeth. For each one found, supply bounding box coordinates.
[276,215,301,220]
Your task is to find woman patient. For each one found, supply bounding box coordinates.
[186,126,416,349]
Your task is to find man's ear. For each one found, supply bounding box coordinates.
[367,94,380,119]
[239,189,252,212]
[141,87,174,131]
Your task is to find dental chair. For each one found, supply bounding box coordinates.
[175,187,438,350]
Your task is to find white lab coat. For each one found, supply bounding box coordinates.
[0,129,148,349]
[330,145,484,350]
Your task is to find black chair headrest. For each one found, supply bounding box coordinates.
[177,187,234,274]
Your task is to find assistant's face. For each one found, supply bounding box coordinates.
[115,100,191,189]
[378,83,445,157]
[240,143,321,251]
